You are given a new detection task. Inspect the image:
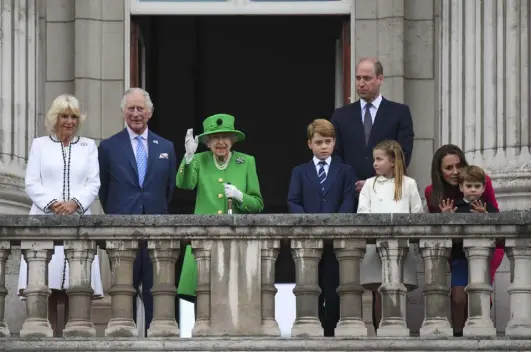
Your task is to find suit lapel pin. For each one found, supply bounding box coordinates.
[236,157,244,164]
[153,140,159,144]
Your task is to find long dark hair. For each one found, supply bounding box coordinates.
[430,144,468,207]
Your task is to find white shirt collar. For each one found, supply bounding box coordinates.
[360,95,383,110]
[127,126,148,141]
[313,156,332,166]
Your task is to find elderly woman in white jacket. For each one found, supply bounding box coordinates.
[18,94,103,336]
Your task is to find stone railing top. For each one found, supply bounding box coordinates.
[0,212,529,241]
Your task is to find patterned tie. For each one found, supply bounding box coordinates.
[318,161,327,191]
[363,102,373,145]
[135,136,148,187]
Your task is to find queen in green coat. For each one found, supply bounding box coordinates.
[175,114,264,300]
[176,113,264,214]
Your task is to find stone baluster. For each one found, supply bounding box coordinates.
[20,240,54,337]
[291,239,323,337]
[191,240,213,336]
[147,239,180,337]
[0,241,10,337]
[362,290,376,336]
[419,239,452,337]
[376,239,409,336]
[463,238,496,336]
[63,240,97,337]
[260,239,280,336]
[505,238,531,337]
[105,240,138,337]
[333,239,366,337]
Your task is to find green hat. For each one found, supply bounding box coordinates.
[197,114,246,144]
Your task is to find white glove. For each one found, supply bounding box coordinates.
[184,128,198,164]
[224,183,243,203]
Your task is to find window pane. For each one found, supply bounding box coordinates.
[251,0,340,1]
[139,0,227,2]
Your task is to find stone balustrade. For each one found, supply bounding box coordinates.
[0,213,530,351]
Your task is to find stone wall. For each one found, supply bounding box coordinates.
[353,0,438,192]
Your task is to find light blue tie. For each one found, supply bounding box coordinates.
[135,136,147,187]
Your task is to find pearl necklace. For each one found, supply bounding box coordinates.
[213,152,232,171]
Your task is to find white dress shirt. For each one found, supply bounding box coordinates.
[313,156,331,176]
[127,126,149,158]
[360,94,383,124]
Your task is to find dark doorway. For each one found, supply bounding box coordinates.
[134,15,345,216]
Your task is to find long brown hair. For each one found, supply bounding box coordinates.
[429,144,468,207]
[373,140,406,201]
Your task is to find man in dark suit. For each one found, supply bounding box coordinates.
[331,58,414,194]
[287,119,356,336]
[331,58,414,332]
[98,87,177,335]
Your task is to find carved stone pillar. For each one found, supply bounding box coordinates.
[260,240,280,336]
[0,241,11,337]
[20,240,54,338]
[505,238,531,337]
[463,238,496,337]
[105,240,138,337]
[334,239,366,337]
[191,240,213,337]
[419,239,452,337]
[63,240,97,337]
[376,239,409,336]
[0,0,39,214]
[440,0,531,210]
[147,239,180,337]
[291,239,323,337]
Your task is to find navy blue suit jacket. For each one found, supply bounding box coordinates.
[287,158,356,213]
[331,97,414,181]
[98,129,177,215]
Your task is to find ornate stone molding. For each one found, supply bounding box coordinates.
[439,0,530,210]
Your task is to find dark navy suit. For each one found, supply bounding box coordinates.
[98,128,177,332]
[331,97,414,182]
[287,157,356,336]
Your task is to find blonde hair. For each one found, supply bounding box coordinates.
[373,140,406,201]
[45,94,86,132]
[307,119,335,140]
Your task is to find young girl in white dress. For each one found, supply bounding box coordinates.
[358,139,423,331]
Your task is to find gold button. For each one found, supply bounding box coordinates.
[217,210,223,215]
[218,178,223,183]
[218,193,223,199]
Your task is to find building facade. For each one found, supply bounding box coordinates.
[0,0,529,336]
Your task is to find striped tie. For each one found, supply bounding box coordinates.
[318,161,327,190]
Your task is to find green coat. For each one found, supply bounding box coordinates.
[176,151,264,214]
[175,151,263,301]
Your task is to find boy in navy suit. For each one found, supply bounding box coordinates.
[287,119,356,336]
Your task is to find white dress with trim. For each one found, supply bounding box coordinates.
[17,135,104,299]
